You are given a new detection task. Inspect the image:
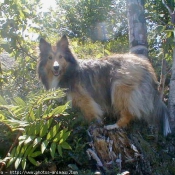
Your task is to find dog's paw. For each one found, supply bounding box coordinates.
[96,118,103,126]
[104,123,119,130]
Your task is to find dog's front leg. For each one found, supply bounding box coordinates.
[70,85,103,124]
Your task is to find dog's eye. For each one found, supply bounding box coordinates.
[48,56,52,60]
[59,55,63,59]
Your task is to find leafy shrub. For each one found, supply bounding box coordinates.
[0,89,72,170]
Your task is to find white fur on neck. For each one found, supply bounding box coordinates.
[50,76,59,89]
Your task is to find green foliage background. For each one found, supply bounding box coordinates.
[0,0,174,173]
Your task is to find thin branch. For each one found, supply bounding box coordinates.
[16,39,36,61]
[162,0,173,15]
[86,148,103,167]
[0,131,21,171]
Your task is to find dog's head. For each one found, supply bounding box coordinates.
[38,35,77,89]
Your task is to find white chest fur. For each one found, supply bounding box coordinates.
[49,76,59,89]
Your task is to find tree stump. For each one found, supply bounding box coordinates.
[87,126,140,174]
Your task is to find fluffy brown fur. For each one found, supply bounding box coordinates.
[38,35,171,136]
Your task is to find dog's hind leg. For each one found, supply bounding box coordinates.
[105,84,134,130]
[104,110,134,130]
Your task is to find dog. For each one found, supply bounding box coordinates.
[38,35,171,136]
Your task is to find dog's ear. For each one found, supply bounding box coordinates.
[39,38,51,53]
[57,35,69,49]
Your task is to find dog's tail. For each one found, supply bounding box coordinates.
[129,82,171,136]
[153,95,171,136]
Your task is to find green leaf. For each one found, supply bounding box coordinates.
[24,136,35,145]
[29,109,36,121]
[57,145,62,157]
[39,120,48,137]
[51,102,70,115]
[36,104,42,118]
[53,132,61,142]
[60,142,71,150]
[10,147,17,157]
[18,140,25,146]
[50,142,56,159]
[46,118,53,129]
[59,129,71,144]
[156,25,165,33]
[25,125,35,136]
[15,157,22,169]
[43,105,53,118]
[18,135,27,140]
[13,97,26,106]
[28,156,39,166]
[0,95,8,105]
[0,114,5,120]
[165,30,173,38]
[24,145,33,158]
[41,140,49,153]
[104,49,110,55]
[46,123,60,140]
[15,145,22,157]
[62,130,71,142]
[30,151,42,158]
[33,137,42,147]
[28,146,38,156]
[11,106,25,116]
[34,123,41,135]
[21,158,26,170]
[7,157,16,167]
[19,145,28,156]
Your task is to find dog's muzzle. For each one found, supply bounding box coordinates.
[52,61,60,76]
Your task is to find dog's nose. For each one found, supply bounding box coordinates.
[53,65,59,71]
[53,61,59,70]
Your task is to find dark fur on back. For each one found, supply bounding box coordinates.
[38,35,171,136]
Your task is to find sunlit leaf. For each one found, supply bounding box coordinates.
[40,124,48,137]
[50,142,56,159]
[60,142,71,150]
[24,136,35,145]
[7,157,16,168]
[0,95,8,105]
[51,102,70,115]
[36,104,42,118]
[29,109,36,121]
[41,140,49,153]
[21,158,26,170]
[24,145,33,158]
[57,145,62,157]
[15,157,22,169]
[33,137,42,147]
[12,97,26,106]
[34,123,41,135]
[30,151,42,158]
[18,135,27,140]
[46,123,60,140]
[28,156,39,166]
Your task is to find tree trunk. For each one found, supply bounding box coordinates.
[0,63,2,95]
[126,0,148,57]
[162,0,175,132]
[158,58,167,100]
[168,46,175,131]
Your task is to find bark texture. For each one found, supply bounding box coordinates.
[127,0,148,57]
[162,0,175,132]
[159,58,167,100]
[168,47,175,131]
[86,125,173,175]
